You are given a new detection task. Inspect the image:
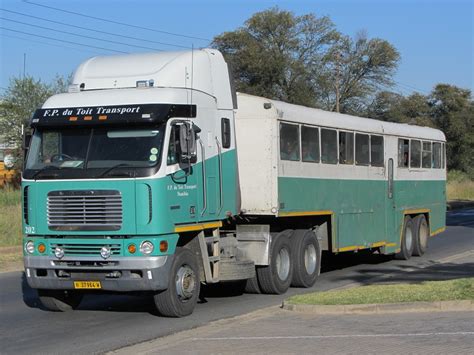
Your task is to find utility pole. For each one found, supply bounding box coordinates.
[23,53,26,78]
[335,51,340,113]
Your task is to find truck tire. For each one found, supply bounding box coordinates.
[153,247,200,317]
[395,216,415,260]
[37,289,83,312]
[290,230,321,288]
[413,215,429,256]
[244,274,261,294]
[256,231,293,294]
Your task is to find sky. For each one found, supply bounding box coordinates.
[0,0,473,96]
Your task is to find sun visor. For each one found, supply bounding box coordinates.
[30,104,196,128]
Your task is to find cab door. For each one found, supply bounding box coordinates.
[164,121,199,224]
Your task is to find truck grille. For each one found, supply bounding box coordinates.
[49,242,122,257]
[47,190,123,231]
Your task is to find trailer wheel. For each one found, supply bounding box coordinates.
[37,289,83,312]
[256,231,293,294]
[395,216,415,260]
[291,230,321,288]
[413,215,429,256]
[153,247,200,317]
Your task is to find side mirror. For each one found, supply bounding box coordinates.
[179,122,197,164]
[22,132,32,150]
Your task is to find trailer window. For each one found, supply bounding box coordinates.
[370,135,384,167]
[432,142,441,168]
[422,141,432,168]
[321,128,337,164]
[410,140,421,168]
[442,143,446,168]
[398,139,409,168]
[301,126,319,163]
[355,133,369,166]
[339,131,354,164]
[280,123,300,161]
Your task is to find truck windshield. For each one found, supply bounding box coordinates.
[24,126,165,179]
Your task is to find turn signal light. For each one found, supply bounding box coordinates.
[37,243,46,254]
[128,244,136,254]
[159,240,168,253]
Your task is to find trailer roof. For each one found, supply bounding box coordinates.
[237,93,446,141]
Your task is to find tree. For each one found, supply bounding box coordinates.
[319,31,400,113]
[429,84,474,176]
[212,7,339,107]
[0,75,68,168]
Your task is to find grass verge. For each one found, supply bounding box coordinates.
[0,246,22,272]
[287,278,474,305]
[447,170,474,201]
[0,189,22,247]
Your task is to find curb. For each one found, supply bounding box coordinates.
[282,300,474,315]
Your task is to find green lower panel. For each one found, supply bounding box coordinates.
[278,177,446,250]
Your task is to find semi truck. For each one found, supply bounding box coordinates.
[22,49,446,317]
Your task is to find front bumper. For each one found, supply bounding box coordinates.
[24,255,174,292]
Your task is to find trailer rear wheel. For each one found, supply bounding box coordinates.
[291,230,321,288]
[153,247,200,317]
[413,215,429,256]
[37,289,83,312]
[256,231,293,294]
[395,216,415,260]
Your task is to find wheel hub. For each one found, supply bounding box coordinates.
[175,265,196,301]
[276,247,290,281]
[304,244,317,275]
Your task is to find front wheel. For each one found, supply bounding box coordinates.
[37,289,83,312]
[153,247,200,317]
[395,216,415,260]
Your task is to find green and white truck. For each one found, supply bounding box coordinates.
[22,49,446,317]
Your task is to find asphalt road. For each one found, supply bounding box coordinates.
[1,209,473,355]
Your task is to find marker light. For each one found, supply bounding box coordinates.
[25,241,35,254]
[128,244,136,254]
[37,243,46,254]
[140,241,154,255]
[159,240,168,253]
[54,246,65,259]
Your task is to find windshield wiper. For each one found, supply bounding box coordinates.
[98,163,136,178]
[31,165,61,179]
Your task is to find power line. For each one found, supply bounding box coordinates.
[23,0,211,42]
[0,17,163,52]
[1,9,191,49]
[1,32,106,55]
[394,80,430,95]
[0,26,127,53]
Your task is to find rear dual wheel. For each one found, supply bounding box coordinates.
[413,215,429,256]
[395,216,415,260]
[290,230,321,288]
[256,231,293,294]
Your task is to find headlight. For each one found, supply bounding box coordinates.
[54,246,65,259]
[25,240,35,254]
[100,246,111,259]
[140,241,154,255]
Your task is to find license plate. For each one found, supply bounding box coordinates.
[74,281,101,289]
